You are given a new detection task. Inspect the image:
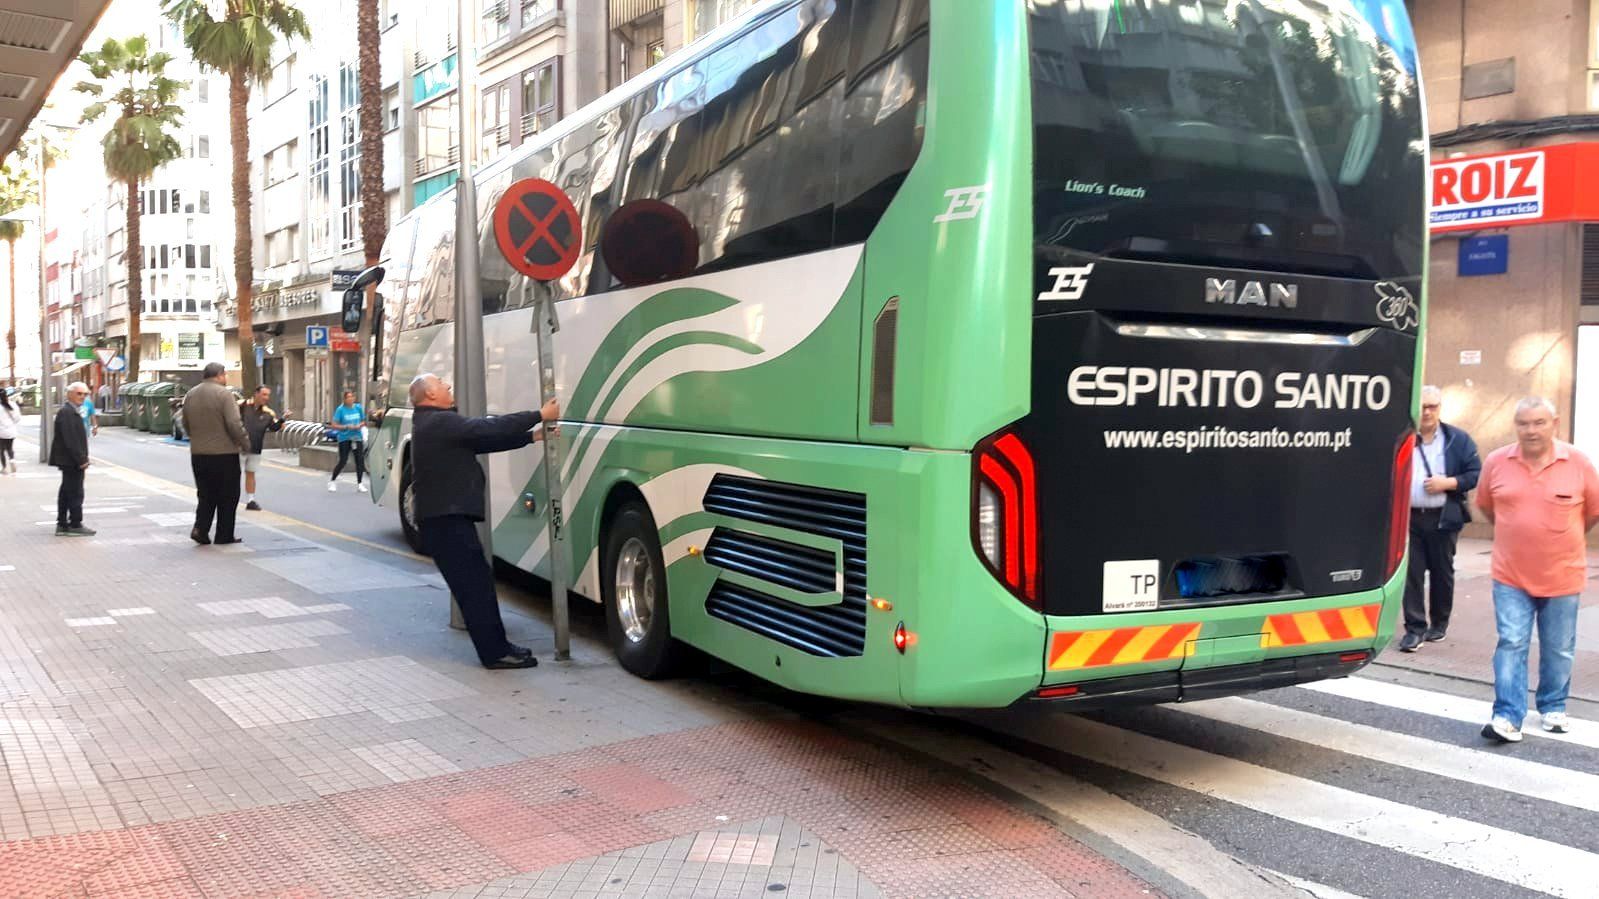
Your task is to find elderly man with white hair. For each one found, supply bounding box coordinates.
[1398,385,1480,653]
[1475,396,1599,743]
[48,381,95,536]
[409,373,560,669]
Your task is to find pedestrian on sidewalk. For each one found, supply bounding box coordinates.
[182,363,250,546]
[1399,385,1481,652]
[409,373,559,669]
[239,386,288,512]
[49,382,94,536]
[79,392,99,438]
[0,388,20,474]
[327,390,367,494]
[1475,397,1598,743]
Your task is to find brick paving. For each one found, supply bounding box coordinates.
[1377,538,1599,701]
[0,456,1160,897]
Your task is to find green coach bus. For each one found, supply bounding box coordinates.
[368,0,1426,709]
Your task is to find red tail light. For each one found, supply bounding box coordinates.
[1386,432,1415,579]
[974,428,1041,608]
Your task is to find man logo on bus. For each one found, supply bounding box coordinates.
[1038,264,1095,302]
[1375,281,1419,331]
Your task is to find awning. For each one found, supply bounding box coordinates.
[50,359,90,378]
[0,2,117,159]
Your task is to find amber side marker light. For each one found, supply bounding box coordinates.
[870,597,893,612]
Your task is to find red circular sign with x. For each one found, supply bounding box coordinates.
[492,178,583,281]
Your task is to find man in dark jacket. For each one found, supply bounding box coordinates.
[1401,385,1482,652]
[239,385,288,511]
[409,373,559,669]
[50,381,95,537]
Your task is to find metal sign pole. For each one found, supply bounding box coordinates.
[529,280,570,660]
[448,0,483,632]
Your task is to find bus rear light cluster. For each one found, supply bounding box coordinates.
[973,429,1040,608]
[1386,432,1416,580]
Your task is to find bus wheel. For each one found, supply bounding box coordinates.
[601,501,683,679]
[399,459,427,556]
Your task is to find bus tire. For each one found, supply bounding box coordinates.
[601,501,683,679]
[399,457,427,556]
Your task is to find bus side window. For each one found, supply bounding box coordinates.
[835,0,931,245]
[409,194,458,328]
[618,0,848,279]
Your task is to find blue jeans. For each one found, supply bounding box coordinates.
[1491,581,1580,724]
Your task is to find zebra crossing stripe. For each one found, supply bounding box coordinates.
[1300,676,1599,751]
[1175,696,1599,813]
[1004,714,1599,898]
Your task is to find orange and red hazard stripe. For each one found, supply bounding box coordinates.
[1261,603,1381,648]
[1047,622,1201,671]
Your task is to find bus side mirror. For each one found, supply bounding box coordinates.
[341,265,387,333]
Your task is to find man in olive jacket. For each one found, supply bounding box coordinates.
[49,382,94,536]
[409,373,558,669]
[183,363,250,546]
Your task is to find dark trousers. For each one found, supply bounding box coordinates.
[422,515,512,664]
[331,441,366,482]
[192,453,241,541]
[1404,507,1458,635]
[56,465,84,528]
[0,437,14,466]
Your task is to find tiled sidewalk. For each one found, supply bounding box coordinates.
[0,458,1159,898]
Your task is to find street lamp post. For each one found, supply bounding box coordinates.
[31,124,76,462]
[451,0,483,631]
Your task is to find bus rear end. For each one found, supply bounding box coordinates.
[985,0,1424,705]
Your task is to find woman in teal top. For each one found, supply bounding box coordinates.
[328,390,367,493]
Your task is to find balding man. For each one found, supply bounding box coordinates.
[410,373,559,669]
[48,381,95,536]
[1475,397,1599,742]
[1399,386,1480,653]
[183,362,250,546]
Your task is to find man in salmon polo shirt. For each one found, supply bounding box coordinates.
[1475,397,1599,743]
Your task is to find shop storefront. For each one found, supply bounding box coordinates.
[1427,142,1599,459]
[217,273,368,423]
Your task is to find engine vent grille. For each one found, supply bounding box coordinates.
[702,476,867,657]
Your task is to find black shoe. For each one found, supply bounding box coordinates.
[190,527,211,546]
[55,525,70,536]
[483,652,539,670]
[63,526,96,537]
[1424,627,1447,643]
[214,536,244,546]
[507,643,534,659]
[246,501,262,511]
[1398,632,1423,652]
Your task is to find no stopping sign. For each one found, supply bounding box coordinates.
[493,178,583,281]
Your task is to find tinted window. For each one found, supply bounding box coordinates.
[1029,0,1424,280]
[617,0,847,277]
[835,0,929,244]
[408,194,457,328]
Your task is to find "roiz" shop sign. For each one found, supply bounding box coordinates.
[1430,151,1544,228]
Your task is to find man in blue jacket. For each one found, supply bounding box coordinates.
[1401,385,1482,652]
[409,373,559,669]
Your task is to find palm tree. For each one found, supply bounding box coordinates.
[75,36,187,384]
[164,0,310,391]
[0,160,34,385]
[357,0,386,314]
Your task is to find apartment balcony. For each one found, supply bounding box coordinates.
[609,0,664,26]
[415,145,461,179]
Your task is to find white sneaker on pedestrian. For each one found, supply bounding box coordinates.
[327,481,337,492]
[357,483,368,493]
[1482,716,1523,743]
[1543,711,1571,733]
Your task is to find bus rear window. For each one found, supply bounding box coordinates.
[1028,0,1424,281]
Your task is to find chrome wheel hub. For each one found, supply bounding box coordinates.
[614,537,655,644]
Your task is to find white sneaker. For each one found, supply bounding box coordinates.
[356,483,368,493]
[1482,716,1523,743]
[1542,711,1571,733]
[327,481,338,492]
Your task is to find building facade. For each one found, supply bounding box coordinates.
[1411,0,1599,459]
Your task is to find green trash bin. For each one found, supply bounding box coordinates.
[114,382,140,426]
[147,383,178,434]
[130,382,156,432]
